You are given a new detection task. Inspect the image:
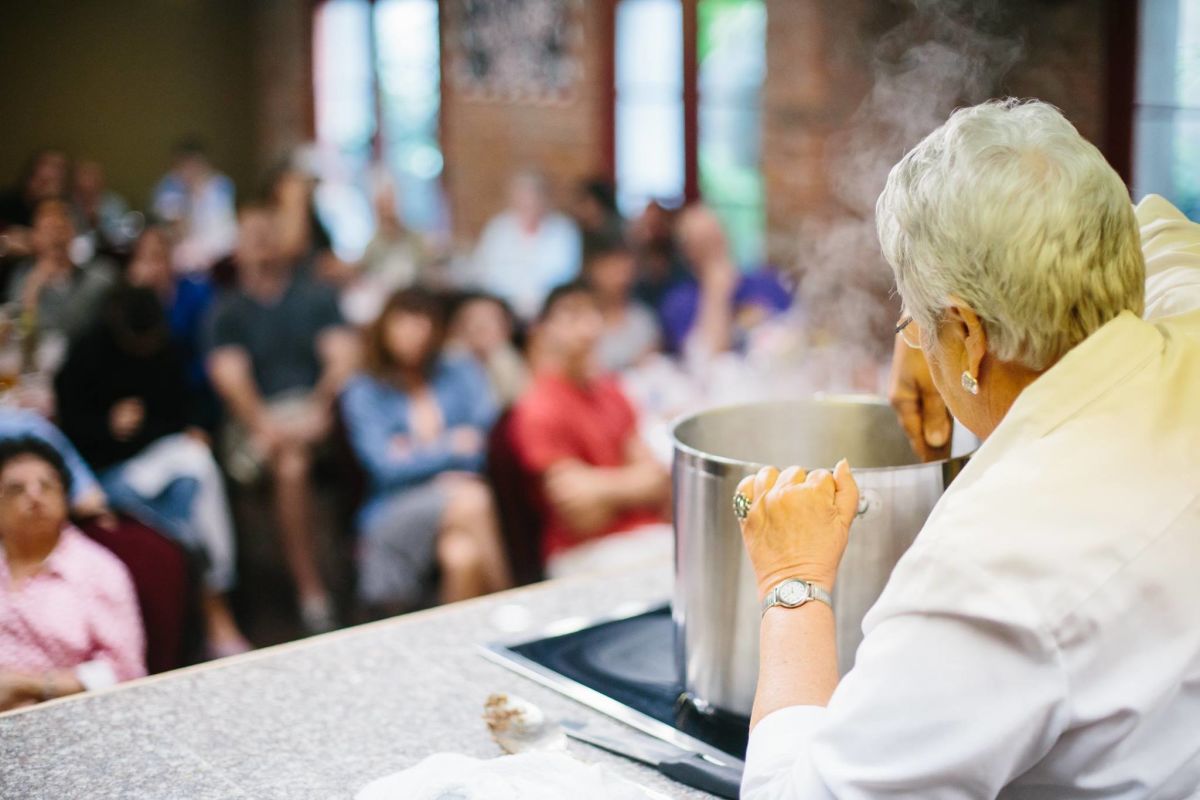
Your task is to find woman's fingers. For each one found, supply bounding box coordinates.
[833,458,860,521]
[753,466,780,500]
[775,465,806,491]
[803,468,836,499]
[737,460,859,597]
[741,462,856,527]
[736,474,757,504]
[920,388,952,449]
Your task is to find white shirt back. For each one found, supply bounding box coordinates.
[743,195,1200,799]
[473,210,582,319]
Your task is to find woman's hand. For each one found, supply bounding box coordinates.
[889,334,953,462]
[736,460,859,599]
[447,426,484,457]
[0,671,40,712]
[109,398,146,441]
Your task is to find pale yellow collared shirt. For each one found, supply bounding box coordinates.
[743,196,1200,799]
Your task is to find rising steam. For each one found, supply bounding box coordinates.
[793,0,1024,380]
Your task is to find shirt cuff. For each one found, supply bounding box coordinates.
[742,705,828,797]
[74,660,118,691]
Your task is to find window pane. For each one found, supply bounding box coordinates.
[616,0,684,94]
[375,0,445,234]
[313,0,376,258]
[615,0,685,214]
[698,0,766,266]
[314,0,375,153]
[617,100,686,214]
[1135,0,1200,218]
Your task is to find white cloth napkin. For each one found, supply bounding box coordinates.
[355,751,667,800]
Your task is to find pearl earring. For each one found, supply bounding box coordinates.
[961,371,979,395]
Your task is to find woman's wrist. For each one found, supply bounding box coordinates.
[757,569,836,602]
[40,672,59,701]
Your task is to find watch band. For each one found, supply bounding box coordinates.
[761,579,834,616]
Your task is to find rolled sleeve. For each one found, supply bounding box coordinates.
[1136,194,1200,319]
[74,659,119,691]
[743,706,834,800]
[742,554,1068,799]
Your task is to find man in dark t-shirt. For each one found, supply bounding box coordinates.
[205,205,357,633]
[208,272,343,399]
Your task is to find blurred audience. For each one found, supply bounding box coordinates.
[0,438,145,711]
[475,171,581,320]
[583,241,660,373]
[446,292,528,408]
[0,149,70,260]
[0,409,109,520]
[263,163,354,291]
[206,205,357,633]
[125,226,219,429]
[361,180,428,288]
[510,282,670,577]
[7,199,117,349]
[0,137,806,656]
[629,200,689,317]
[663,204,792,357]
[340,288,510,614]
[573,177,625,263]
[151,140,237,274]
[71,160,133,254]
[342,179,431,325]
[55,286,249,657]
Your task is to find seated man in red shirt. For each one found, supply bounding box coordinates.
[511,282,671,576]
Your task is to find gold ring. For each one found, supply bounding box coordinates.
[732,492,751,521]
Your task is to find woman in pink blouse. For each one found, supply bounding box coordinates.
[0,438,145,712]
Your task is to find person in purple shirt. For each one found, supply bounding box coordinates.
[339,288,511,615]
[661,205,792,355]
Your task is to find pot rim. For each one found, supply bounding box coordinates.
[670,394,973,473]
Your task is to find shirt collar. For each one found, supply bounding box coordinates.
[948,311,1164,487]
[1,525,82,585]
[39,527,84,580]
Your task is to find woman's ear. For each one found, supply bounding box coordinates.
[943,298,988,378]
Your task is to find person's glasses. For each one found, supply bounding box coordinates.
[0,477,62,501]
[895,315,923,350]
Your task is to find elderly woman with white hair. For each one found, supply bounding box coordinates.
[736,99,1200,799]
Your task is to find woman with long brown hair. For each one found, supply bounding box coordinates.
[340,288,511,614]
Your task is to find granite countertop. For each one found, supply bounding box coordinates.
[0,560,722,799]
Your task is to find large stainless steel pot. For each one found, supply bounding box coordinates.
[672,397,973,718]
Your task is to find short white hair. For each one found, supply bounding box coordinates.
[876,99,1144,371]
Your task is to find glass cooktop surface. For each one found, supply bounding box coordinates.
[483,604,750,764]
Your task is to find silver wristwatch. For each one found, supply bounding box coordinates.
[761,578,833,616]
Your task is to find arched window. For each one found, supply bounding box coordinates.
[614,0,766,266]
[312,0,443,258]
[1135,0,1200,218]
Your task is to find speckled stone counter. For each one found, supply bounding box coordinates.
[0,560,722,799]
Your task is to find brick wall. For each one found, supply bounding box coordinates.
[0,0,256,206]
[439,1,612,242]
[251,0,315,181]
[762,0,1113,258]
[759,0,1117,358]
[1004,1,1109,146]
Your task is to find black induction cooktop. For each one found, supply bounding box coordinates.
[482,603,750,766]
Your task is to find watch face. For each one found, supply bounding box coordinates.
[778,581,809,606]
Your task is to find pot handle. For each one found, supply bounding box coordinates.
[856,489,880,518]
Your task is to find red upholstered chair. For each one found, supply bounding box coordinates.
[80,514,204,674]
[485,409,545,586]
